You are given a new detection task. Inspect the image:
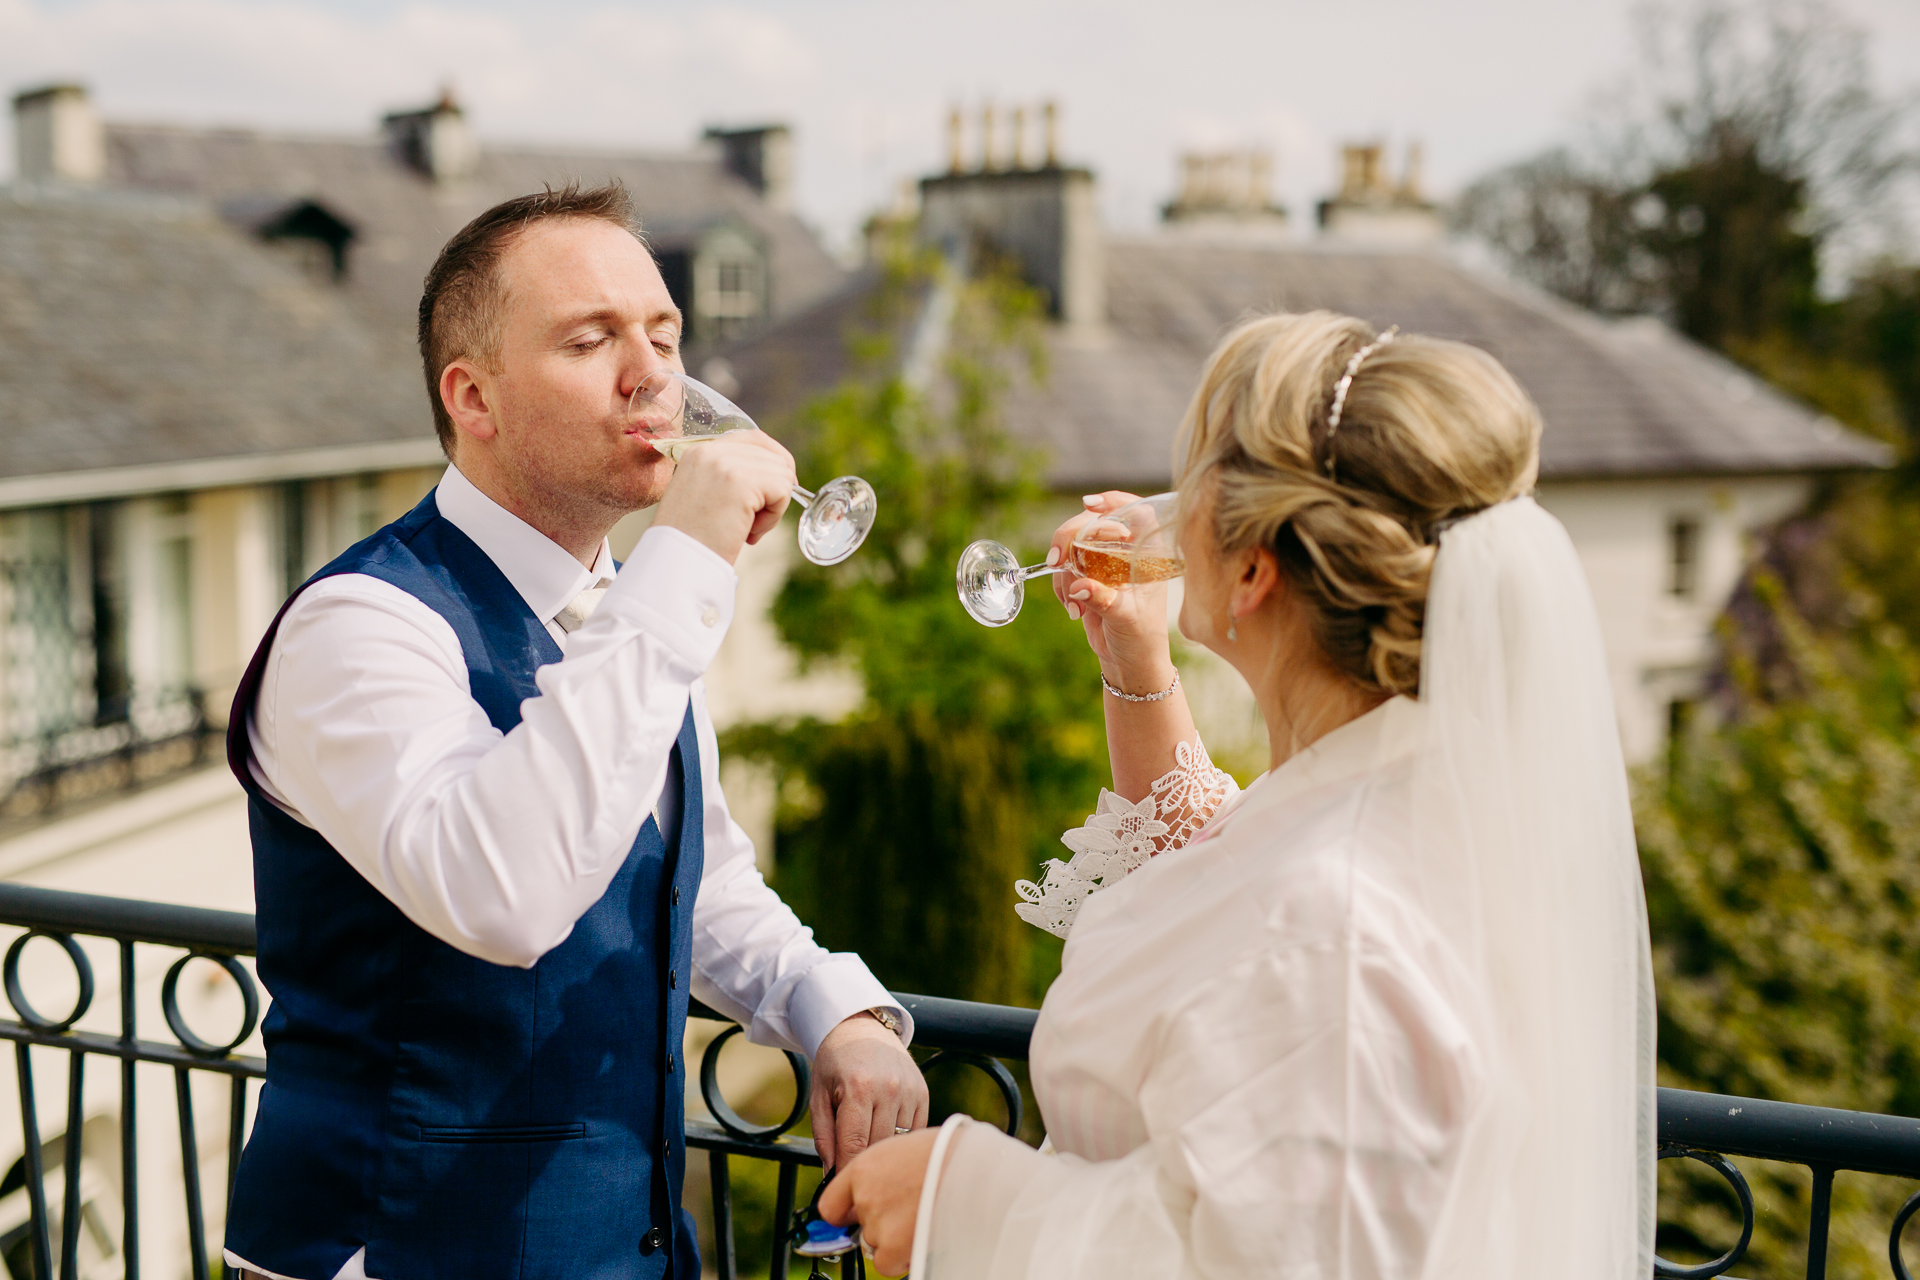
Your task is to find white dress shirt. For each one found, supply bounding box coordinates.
[228,465,903,1280]
[924,698,1481,1279]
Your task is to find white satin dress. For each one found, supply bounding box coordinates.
[924,696,1484,1279]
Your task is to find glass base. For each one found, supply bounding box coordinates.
[957,539,1025,626]
[797,476,877,566]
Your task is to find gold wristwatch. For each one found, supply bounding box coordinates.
[864,1006,903,1038]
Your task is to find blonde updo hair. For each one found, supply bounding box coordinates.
[1175,312,1542,696]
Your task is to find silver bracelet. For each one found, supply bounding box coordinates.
[1101,671,1180,703]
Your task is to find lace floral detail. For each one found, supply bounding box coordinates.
[1150,736,1237,849]
[1015,735,1238,938]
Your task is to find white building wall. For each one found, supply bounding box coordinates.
[1535,474,1812,765]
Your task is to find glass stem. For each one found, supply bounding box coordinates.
[1022,563,1065,582]
[789,485,815,509]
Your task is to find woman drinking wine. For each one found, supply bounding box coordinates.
[824,311,1655,1279]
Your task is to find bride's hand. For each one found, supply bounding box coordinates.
[1051,493,1175,686]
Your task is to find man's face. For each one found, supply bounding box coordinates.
[472,217,684,522]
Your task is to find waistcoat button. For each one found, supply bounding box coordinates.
[641,1226,664,1252]
[667,1052,676,1073]
[669,969,677,989]
[672,886,681,906]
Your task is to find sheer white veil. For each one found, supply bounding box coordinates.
[1403,495,1655,1278]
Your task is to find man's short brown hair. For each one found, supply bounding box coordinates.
[417,182,647,455]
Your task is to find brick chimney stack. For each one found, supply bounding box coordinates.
[1317,141,1444,245]
[1161,147,1288,238]
[382,89,478,183]
[12,84,105,184]
[705,124,794,214]
[918,100,1104,329]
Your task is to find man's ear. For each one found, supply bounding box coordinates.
[1231,546,1284,619]
[440,360,498,446]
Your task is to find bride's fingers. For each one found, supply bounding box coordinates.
[1053,492,1141,607]
[1064,577,1119,621]
[1048,514,1099,606]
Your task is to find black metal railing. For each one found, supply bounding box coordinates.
[0,690,214,828]
[0,883,1917,1280]
[0,884,1036,1280]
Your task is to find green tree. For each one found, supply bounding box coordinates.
[1640,556,1920,1274]
[1642,124,1820,349]
[726,246,1108,1014]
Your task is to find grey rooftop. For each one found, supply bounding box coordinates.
[0,183,434,501]
[720,238,1893,490]
[103,122,848,348]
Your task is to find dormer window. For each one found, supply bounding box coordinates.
[220,196,357,283]
[691,225,768,342]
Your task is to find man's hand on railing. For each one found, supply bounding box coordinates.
[810,1011,930,1172]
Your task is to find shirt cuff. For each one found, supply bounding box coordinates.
[787,954,914,1057]
[600,525,737,673]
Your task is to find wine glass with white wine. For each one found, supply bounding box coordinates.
[956,492,1184,626]
[630,370,877,566]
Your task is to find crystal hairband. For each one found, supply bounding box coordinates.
[1324,326,1399,477]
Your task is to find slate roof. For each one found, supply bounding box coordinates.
[0,183,431,488]
[103,123,849,351]
[722,238,1892,488]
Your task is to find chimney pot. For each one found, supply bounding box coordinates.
[1011,107,1028,171]
[1043,101,1059,168]
[947,107,964,174]
[12,83,105,184]
[979,104,997,171]
[1400,141,1425,201]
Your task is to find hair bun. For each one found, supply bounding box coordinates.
[1175,312,1542,695]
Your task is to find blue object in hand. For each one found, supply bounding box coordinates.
[795,1217,858,1258]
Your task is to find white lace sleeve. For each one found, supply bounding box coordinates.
[1015,735,1238,939]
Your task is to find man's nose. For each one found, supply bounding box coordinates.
[618,349,666,404]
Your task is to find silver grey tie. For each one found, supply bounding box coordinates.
[554,583,611,634]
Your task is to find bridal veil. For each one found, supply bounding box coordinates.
[1407,495,1655,1278]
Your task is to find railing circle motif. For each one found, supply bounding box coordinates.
[160,952,261,1058]
[1652,1144,1755,1280]
[918,1049,1024,1137]
[698,1022,812,1142]
[2,930,94,1032]
[1891,1186,1920,1280]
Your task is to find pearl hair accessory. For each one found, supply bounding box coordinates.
[1324,325,1399,477]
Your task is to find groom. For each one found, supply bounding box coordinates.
[221,183,925,1280]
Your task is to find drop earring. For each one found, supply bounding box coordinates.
[1227,615,1238,642]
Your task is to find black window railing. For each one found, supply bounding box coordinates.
[0,690,214,829]
[0,881,1915,1280]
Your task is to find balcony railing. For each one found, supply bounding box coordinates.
[0,693,214,828]
[0,883,1914,1280]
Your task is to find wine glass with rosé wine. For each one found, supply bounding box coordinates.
[629,369,878,566]
[955,492,1184,627]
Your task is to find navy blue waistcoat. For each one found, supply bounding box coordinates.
[223,491,704,1280]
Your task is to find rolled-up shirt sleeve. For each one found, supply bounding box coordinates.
[249,523,902,1054]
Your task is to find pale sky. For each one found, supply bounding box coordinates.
[2,0,1916,256]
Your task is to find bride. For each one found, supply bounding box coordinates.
[822,311,1656,1278]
